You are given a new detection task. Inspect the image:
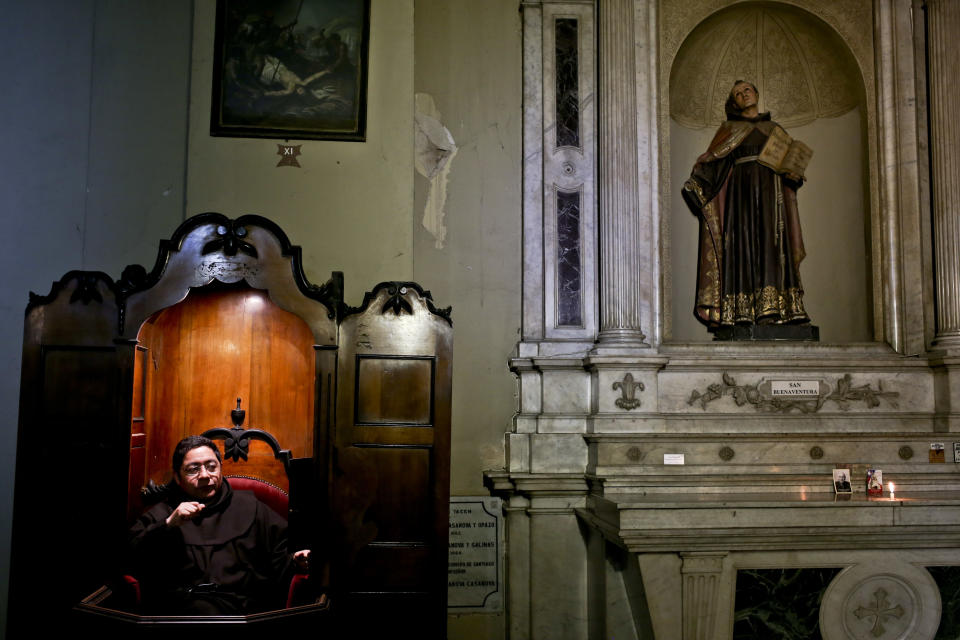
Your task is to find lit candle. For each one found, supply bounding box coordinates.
[889,482,895,499]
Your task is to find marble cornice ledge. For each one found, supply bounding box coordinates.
[583,354,670,369]
[579,492,960,553]
[483,471,590,498]
[528,357,590,371]
[661,342,899,356]
[515,340,596,359]
[511,341,937,372]
[659,342,930,370]
[927,350,960,365]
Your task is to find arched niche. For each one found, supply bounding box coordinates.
[127,282,317,519]
[662,1,873,344]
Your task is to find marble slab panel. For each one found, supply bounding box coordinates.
[541,369,591,413]
[588,435,960,471]
[529,433,589,473]
[618,505,896,530]
[506,433,530,473]
[587,414,938,434]
[536,415,588,434]
[658,369,934,415]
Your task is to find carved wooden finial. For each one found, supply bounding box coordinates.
[231,398,245,427]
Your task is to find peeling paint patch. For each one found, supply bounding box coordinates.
[415,92,457,249]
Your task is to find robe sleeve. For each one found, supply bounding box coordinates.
[240,501,296,609]
[127,505,181,568]
[682,155,734,217]
[681,146,736,327]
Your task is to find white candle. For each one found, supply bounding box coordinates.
[889,482,895,499]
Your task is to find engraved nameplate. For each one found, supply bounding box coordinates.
[770,380,820,396]
[664,453,685,465]
[448,497,503,612]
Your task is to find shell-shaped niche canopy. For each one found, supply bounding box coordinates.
[670,2,862,129]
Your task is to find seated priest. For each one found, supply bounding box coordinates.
[127,435,311,614]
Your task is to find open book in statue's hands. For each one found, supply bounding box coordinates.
[758,125,813,180]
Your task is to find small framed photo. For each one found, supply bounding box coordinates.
[833,469,852,494]
[930,442,946,463]
[866,468,883,496]
[954,442,960,463]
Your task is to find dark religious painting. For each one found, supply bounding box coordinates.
[555,18,579,148]
[211,0,370,141]
[557,189,583,327]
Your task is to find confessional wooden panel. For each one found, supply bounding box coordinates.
[10,273,132,634]
[10,215,452,638]
[135,284,316,495]
[333,283,452,634]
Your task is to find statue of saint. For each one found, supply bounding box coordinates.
[682,80,813,336]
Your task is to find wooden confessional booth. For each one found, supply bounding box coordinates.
[7,214,452,638]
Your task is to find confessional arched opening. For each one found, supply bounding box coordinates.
[8,214,452,638]
[127,282,318,520]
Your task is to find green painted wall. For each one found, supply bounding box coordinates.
[1,2,520,638]
[187,0,416,302]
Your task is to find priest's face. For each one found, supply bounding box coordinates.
[175,445,223,501]
[732,82,758,110]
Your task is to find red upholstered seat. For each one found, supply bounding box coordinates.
[225,475,288,517]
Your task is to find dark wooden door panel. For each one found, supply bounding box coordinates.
[350,545,432,590]
[356,355,435,425]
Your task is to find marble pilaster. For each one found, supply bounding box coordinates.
[680,553,728,640]
[874,0,929,354]
[504,493,531,640]
[596,0,648,347]
[926,0,960,350]
[529,503,588,639]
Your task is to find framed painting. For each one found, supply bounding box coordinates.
[210,0,370,141]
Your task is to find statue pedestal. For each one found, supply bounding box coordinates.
[711,322,820,342]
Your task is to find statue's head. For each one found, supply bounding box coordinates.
[725,80,759,119]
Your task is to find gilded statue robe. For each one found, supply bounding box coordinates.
[681,112,809,328]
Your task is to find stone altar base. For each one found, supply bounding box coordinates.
[487,342,960,639]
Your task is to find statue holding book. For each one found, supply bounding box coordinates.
[682,80,815,338]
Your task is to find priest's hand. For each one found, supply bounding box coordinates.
[165,501,205,528]
[293,549,311,570]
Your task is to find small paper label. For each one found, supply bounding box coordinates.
[664,453,685,465]
[770,380,820,396]
[954,443,960,463]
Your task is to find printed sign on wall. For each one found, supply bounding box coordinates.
[448,496,503,612]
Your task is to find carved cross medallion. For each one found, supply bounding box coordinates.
[853,588,905,637]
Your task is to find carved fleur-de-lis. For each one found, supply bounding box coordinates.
[613,373,644,410]
[202,220,258,258]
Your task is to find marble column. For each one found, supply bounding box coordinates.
[596,0,648,347]
[927,0,960,349]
